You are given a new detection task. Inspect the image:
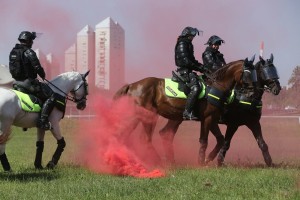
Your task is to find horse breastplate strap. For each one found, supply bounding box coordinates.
[207,87,226,109]
[236,94,262,109]
[52,93,67,118]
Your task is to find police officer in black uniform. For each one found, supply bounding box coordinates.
[9,31,54,130]
[202,35,226,75]
[174,27,204,120]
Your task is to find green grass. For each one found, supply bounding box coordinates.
[0,119,299,200]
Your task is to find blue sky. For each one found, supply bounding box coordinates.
[1,0,299,86]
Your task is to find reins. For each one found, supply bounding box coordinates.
[43,78,79,103]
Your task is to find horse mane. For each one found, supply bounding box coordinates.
[51,71,80,82]
[214,60,243,80]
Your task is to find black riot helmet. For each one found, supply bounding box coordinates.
[205,35,225,46]
[181,27,200,37]
[18,31,37,43]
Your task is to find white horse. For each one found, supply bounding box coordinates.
[0,70,90,171]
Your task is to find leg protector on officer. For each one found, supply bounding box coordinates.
[37,97,55,130]
[183,84,201,120]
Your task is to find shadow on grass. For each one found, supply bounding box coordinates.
[0,169,60,182]
[220,161,300,169]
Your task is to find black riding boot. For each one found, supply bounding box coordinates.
[37,98,55,130]
[183,85,200,120]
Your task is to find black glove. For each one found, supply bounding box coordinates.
[194,63,204,73]
[36,66,46,80]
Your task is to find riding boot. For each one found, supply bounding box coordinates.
[37,98,55,130]
[183,86,200,120]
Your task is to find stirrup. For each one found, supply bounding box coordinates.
[183,111,199,120]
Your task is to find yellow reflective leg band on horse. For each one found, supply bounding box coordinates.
[208,93,220,100]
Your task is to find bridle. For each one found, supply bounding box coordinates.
[70,75,89,103]
[44,73,89,104]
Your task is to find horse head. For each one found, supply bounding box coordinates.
[255,54,281,95]
[70,70,90,110]
[214,56,256,93]
[242,55,257,86]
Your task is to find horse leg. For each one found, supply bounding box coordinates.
[159,120,182,165]
[0,120,12,171]
[34,128,46,169]
[205,122,224,163]
[217,124,238,166]
[47,119,65,169]
[246,122,273,167]
[0,144,11,172]
[140,118,161,166]
[198,117,212,165]
[46,136,66,169]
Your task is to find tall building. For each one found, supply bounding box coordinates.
[64,17,125,91]
[95,17,125,92]
[64,44,76,72]
[77,25,95,86]
[46,53,60,77]
[35,49,60,80]
[35,49,51,78]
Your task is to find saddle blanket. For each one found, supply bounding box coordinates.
[164,78,206,99]
[12,90,41,112]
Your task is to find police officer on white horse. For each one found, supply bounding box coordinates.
[9,31,54,130]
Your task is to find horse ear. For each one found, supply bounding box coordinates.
[250,54,255,63]
[259,56,265,65]
[269,53,274,63]
[83,70,90,78]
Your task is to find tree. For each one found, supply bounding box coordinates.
[288,65,300,89]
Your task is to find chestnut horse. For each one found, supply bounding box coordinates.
[114,58,255,165]
[159,54,281,166]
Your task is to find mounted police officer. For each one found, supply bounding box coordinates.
[174,27,204,120]
[202,35,226,77]
[9,31,54,130]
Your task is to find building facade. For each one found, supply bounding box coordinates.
[64,17,125,91]
[95,17,125,92]
[76,25,95,86]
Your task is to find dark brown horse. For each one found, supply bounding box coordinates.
[159,54,281,167]
[216,54,281,166]
[114,58,254,165]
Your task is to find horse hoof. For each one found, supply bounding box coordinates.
[46,161,55,169]
[4,169,13,173]
[35,165,44,170]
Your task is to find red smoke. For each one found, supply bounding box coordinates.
[75,94,165,178]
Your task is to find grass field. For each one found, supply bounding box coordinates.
[0,118,299,200]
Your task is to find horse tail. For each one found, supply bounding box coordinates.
[113,84,130,100]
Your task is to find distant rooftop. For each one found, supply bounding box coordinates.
[77,25,94,36]
[96,17,119,28]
